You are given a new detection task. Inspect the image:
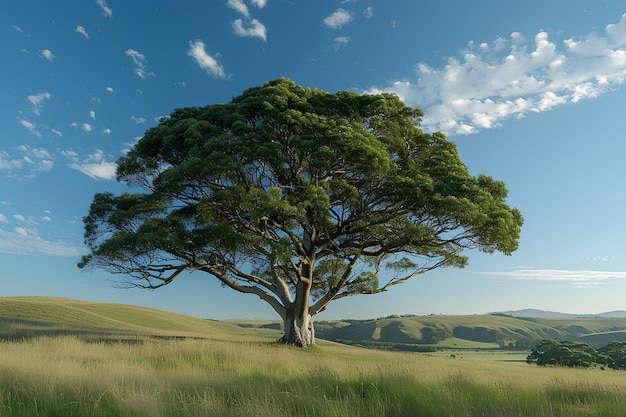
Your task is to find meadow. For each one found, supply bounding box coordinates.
[2,297,626,416]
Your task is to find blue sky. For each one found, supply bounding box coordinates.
[2,0,626,320]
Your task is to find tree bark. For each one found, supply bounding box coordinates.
[282,308,315,347]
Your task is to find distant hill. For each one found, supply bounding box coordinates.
[313,314,626,351]
[491,309,626,318]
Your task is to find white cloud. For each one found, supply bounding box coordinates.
[0,228,81,256]
[227,0,249,18]
[102,128,112,135]
[31,147,52,159]
[35,160,54,172]
[68,149,117,180]
[232,18,267,42]
[75,25,90,39]
[106,86,114,93]
[582,255,624,262]
[60,150,79,162]
[188,40,228,79]
[0,151,23,171]
[40,49,55,62]
[364,6,374,19]
[329,36,351,52]
[323,9,353,29]
[125,49,155,79]
[95,0,113,18]
[250,0,267,8]
[0,214,7,223]
[130,115,146,124]
[13,214,39,226]
[12,25,23,33]
[51,129,63,137]
[479,269,626,285]
[82,123,94,133]
[89,110,96,120]
[366,12,626,136]
[18,119,42,137]
[40,216,52,222]
[28,92,52,115]
[14,227,28,237]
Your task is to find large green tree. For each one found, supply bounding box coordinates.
[79,78,522,347]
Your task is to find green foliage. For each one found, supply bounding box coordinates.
[80,78,522,344]
[526,340,597,367]
[597,341,626,370]
[527,339,626,370]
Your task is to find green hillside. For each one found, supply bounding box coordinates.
[314,314,626,351]
[0,296,248,341]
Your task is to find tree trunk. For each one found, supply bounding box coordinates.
[282,308,315,347]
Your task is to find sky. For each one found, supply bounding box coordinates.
[2,0,626,320]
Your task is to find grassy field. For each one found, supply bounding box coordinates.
[2,297,626,416]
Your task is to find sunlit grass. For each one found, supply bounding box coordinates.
[1,335,626,416]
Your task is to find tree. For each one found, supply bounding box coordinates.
[79,78,522,347]
[597,341,626,370]
[526,340,597,367]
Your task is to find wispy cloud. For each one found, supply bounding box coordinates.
[40,49,55,62]
[106,86,114,93]
[323,9,353,29]
[0,214,7,223]
[89,110,96,120]
[82,123,94,133]
[67,149,117,180]
[364,6,374,19]
[0,227,81,256]
[125,49,155,79]
[27,92,52,115]
[479,269,626,284]
[130,115,146,124]
[367,12,626,136]
[329,36,351,52]
[0,151,23,171]
[12,25,23,33]
[581,255,625,262]
[227,0,250,18]
[14,146,55,176]
[188,40,228,79]
[13,213,38,226]
[75,25,90,39]
[232,18,267,42]
[18,119,42,137]
[250,0,267,8]
[95,0,113,18]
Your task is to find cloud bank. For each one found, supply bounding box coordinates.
[480,269,626,284]
[367,12,626,135]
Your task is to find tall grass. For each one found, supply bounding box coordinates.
[1,335,626,416]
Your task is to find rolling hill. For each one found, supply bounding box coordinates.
[4,297,626,352]
[312,314,626,350]
[0,296,249,341]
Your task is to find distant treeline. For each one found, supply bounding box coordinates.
[527,340,626,369]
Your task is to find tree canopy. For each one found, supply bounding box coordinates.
[79,78,523,346]
[527,339,626,369]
